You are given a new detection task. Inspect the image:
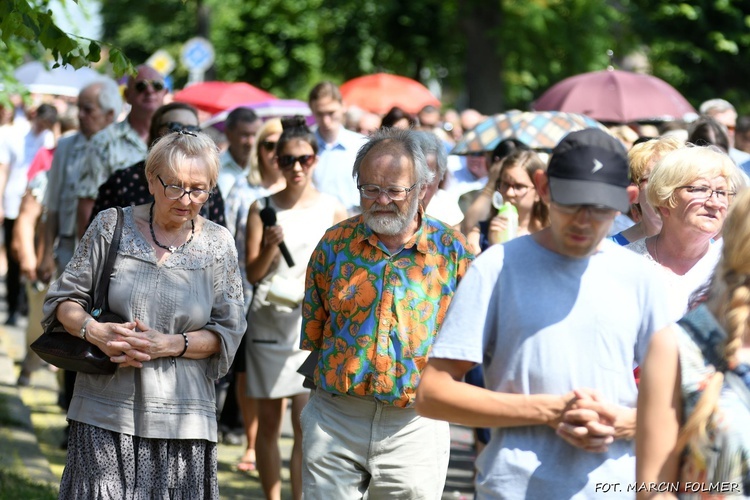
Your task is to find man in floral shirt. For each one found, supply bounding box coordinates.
[300,128,473,498]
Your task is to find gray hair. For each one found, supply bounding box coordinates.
[88,78,123,117]
[146,131,220,190]
[413,130,447,179]
[352,128,435,186]
[699,98,735,116]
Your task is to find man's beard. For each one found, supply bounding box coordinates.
[363,193,420,236]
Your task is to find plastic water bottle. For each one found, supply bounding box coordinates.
[489,198,518,245]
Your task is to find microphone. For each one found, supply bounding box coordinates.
[259,205,295,267]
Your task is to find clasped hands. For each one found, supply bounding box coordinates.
[553,389,633,453]
[88,319,171,369]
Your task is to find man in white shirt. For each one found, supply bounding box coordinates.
[217,107,261,198]
[0,103,56,325]
[308,81,367,215]
[76,64,166,237]
[41,78,122,280]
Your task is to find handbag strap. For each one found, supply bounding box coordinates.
[91,206,124,318]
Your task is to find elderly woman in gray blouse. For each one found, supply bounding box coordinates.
[42,131,246,499]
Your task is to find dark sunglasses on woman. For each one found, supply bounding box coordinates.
[261,141,277,152]
[277,154,315,169]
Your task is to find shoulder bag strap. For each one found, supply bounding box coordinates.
[91,206,124,317]
[677,305,727,372]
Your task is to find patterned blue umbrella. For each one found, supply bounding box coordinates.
[450,110,608,154]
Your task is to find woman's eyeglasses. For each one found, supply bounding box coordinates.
[277,155,315,169]
[157,175,211,204]
[134,80,165,93]
[261,141,277,152]
[676,185,735,204]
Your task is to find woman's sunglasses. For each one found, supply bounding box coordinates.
[261,141,277,152]
[277,155,315,169]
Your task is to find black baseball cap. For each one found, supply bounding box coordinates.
[547,129,630,213]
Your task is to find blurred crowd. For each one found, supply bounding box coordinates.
[2,62,750,499]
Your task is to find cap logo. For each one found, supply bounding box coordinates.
[591,158,604,174]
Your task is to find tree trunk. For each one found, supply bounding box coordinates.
[461,0,504,114]
[197,0,215,80]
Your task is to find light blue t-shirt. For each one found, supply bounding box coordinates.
[431,235,673,499]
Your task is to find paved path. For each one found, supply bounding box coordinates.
[0,294,476,499]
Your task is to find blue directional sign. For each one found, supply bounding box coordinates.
[181,37,215,72]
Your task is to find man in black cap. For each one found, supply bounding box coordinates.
[416,129,673,498]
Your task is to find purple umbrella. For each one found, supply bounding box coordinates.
[201,99,313,132]
[533,69,696,124]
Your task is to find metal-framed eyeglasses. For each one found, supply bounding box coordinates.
[496,180,532,197]
[551,202,617,221]
[676,185,735,204]
[157,175,211,204]
[358,183,418,201]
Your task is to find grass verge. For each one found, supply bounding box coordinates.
[0,469,57,499]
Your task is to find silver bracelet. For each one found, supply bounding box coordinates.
[80,317,95,341]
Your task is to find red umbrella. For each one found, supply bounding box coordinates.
[172,81,275,115]
[340,73,440,115]
[532,69,696,124]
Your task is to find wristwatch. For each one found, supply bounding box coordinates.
[80,317,94,341]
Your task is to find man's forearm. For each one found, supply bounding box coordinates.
[416,362,571,429]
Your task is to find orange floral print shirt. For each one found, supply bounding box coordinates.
[301,213,474,407]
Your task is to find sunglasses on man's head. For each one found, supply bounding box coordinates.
[277,154,315,169]
[134,79,165,93]
[163,122,201,134]
[261,140,277,152]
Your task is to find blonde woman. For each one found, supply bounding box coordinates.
[223,118,286,473]
[625,146,738,319]
[636,188,750,498]
[611,136,683,245]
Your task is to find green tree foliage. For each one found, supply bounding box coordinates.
[97,0,631,110]
[626,0,750,113]
[100,0,197,82]
[501,0,632,107]
[0,0,133,107]
[23,0,750,116]
[210,0,328,98]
